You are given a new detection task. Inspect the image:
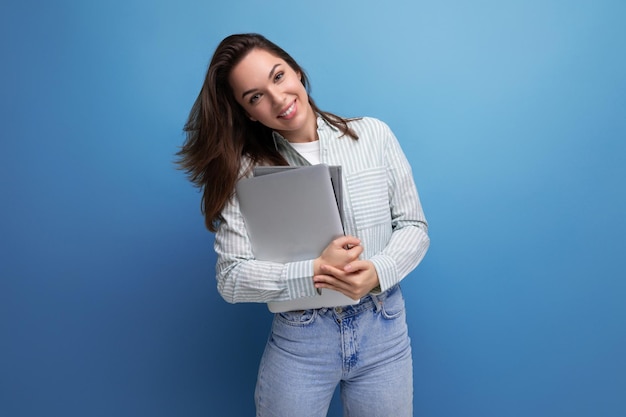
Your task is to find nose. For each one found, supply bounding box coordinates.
[266,85,285,106]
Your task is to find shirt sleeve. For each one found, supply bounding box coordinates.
[368,123,430,292]
[213,188,319,304]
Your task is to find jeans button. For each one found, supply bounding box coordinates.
[334,307,342,313]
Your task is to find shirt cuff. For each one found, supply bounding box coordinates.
[369,285,382,295]
[369,254,397,293]
[284,259,318,300]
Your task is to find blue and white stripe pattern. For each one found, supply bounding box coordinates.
[214,116,429,303]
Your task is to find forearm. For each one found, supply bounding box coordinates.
[214,191,319,303]
[215,250,318,304]
[368,121,430,292]
[369,221,430,293]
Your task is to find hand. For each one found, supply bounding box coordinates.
[313,235,362,276]
[313,260,380,300]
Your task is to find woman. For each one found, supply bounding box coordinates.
[178,33,429,417]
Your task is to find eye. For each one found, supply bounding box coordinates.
[274,71,284,82]
[249,93,261,104]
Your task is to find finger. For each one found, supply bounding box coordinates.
[314,275,359,298]
[344,245,363,259]
[334,235,361,249]
[313,274,345,291]
[344,260,369,273]
[317,264,346,280]
[315,273,365,299]
[314,264,356,289]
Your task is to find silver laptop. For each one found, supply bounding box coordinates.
[235,164,360,312]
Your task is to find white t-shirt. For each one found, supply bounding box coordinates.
[288,140,321,165]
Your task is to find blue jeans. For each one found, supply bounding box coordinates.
[255,285,413,417]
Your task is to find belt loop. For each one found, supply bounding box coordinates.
[370,293,383,313]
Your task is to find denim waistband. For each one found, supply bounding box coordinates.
[318,284,400,318]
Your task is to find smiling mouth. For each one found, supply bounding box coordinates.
[278,101,296,118]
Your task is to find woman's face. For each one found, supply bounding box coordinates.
[229,48,316,142]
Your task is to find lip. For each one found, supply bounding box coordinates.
[277,100,297,119]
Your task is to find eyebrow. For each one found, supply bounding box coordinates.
[241,63,282,99]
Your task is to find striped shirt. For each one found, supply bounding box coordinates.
[214,116,430,303]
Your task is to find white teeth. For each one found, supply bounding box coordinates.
[279,102,295,117]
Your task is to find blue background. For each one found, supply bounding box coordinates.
[1,0,625,416]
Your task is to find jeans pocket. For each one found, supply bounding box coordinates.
[380,287,406,320]
[276,309,318,326]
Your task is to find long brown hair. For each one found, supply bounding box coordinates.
[177,33,358,232]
